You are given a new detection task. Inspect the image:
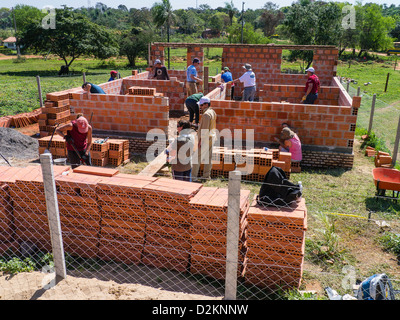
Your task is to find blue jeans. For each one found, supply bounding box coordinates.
[243,86,256,101]
[304,93,318,104]
[173,169,192,182]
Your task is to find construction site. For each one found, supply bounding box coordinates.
[0,43,363,299]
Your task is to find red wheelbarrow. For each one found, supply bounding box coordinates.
[372,167,400,200]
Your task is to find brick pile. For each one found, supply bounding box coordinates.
[0,109,41,128]
[375,151,392,168]
[38,135,67,159]
[189,187,250,279]
[243,196,307,290]
[38,92,72,137]
[365,146,376,157]
[211,147,293,181]
[142,178,203,272]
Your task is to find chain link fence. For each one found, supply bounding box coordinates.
[1,151,400,300]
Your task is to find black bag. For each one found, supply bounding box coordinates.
[257,166,302,207]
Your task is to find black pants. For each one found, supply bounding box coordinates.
[185,98,199,124]
[304,93,318,104]
[68,150,91,169]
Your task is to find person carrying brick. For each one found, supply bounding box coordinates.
[274,127,302,162]
[302,67,320,104]
[191,96,217,181]
[166,119,195,182]
[151,59,170,80]
[184,92,204,129]
[82,82,106,94]
[186,58,203,97]
[232,63,256,101]
[56,116,93,169]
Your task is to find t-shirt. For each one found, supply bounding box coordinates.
[186,65,198,82]
[239,71,256,87]
[89,83,106,94]
[305,74,320,94]
[221,71,233,83]
[153,66,170,80]
[168,133,195,172]
[66,120,88,152]
[186,92,204,102]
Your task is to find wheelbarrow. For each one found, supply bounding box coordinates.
[372,167,400,201]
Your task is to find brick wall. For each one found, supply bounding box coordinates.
[69,92,169,135]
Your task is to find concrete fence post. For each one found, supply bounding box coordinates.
[368,94,377,134]
[40,153,67,283]
[391,115,400,167]
[225,170,241,300]
[83,72,86,84]
[36,76,43,108]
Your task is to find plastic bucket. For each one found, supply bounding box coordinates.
[53,158,67,166]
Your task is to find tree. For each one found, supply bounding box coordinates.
[152,0,175,68]
[18,8,118,71]
[224,1,237,26]
[227,22,270,44]
[259,4,284,37]
[119,27,153,67]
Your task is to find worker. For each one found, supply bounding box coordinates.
[184,92,204,129]
[191,96,217,181]
[274,127,302,162]
[108,70,118,81]
[166,119,195,182]
[82,82,106,94]
[152,59,170,80]
[221,66,235,100]
[302,67,320,104]
[186,58,203,96]
[56,116,93,169]
[232,63,256,101]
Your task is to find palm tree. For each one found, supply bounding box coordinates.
[224,0,237,26]
[152,0,175,69]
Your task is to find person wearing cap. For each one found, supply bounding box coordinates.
[274,127,302,162]
[82,82,106,94]
[166,119,195,182]
[56,116,93,169]
[186,58,203,97]
[232,63,256,101]
[302,67,320,104]
[184,92,204,128]
[152,59,170,80]
[108,70,118,82]
[192,96,217,181]
[221,66,235,100]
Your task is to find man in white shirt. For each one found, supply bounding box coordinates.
[233,63,256,101]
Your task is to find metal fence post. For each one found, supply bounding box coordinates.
[40,153,67,283]
[392,115,400,167]
[368,94,377,134]
[225,170,241,300]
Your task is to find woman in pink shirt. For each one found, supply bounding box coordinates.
[275,127,302,162]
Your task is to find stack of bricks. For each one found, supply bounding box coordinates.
[211,147,292,181]
[96,174,157,264]
[38,92,71,137]
[243,196,307,290]
[91,139,110,167]
[0,108,42,128]
[5,166,69,252]
[365,146,376,157]
[142,178,203,272]
[375,151,392,168]
[38,135,67,159]
[189,187,250,280]
[55,171,104,258]
[107,139,130,167]
[128,86,157,96]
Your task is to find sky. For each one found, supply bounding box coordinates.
[3,0,400,11]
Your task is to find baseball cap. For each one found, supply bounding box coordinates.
[154,59,161,65]
[192,58,200,64]
[197,96,211,105]
[243,63,252,70]
[76,117,89,134]
[110,70,117,75]
[223,67,230,71]
[306,67,315,73]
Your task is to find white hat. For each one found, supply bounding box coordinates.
[197,96,211,105]
[243,63,252,70]
[154,59,161,65]
[306,67,315,73]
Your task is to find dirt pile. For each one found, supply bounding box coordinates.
[0,128,39,162]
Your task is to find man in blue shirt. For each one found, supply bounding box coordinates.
[82,82,106,94]
[221,66,234,100]
[108,70,118,82]
[186,58,203,97]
